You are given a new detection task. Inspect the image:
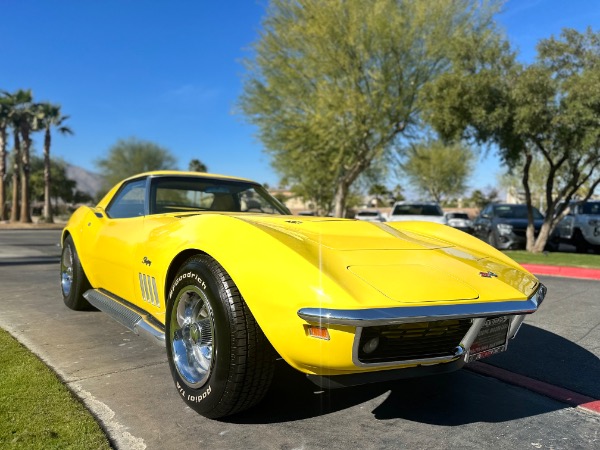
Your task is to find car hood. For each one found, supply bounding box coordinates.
[238,215,451,250]
[233,215,537,304]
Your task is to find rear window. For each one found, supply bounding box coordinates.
[392,204,443,216]
[357,211,380,217]
[581,202,600,215]
[447,213,469,220]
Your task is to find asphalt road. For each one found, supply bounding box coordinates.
[0,229,599,450]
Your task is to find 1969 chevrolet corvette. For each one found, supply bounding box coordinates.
[61,171,546,418]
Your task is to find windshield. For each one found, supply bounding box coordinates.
[150,176,290,215]
[493,204,543,220]
[392,204,443,216]
[357,211,380,217]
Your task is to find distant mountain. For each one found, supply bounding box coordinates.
[65,164,103,198]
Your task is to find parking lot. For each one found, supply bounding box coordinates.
[0,229,598,449]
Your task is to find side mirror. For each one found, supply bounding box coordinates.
[94,207,105,218]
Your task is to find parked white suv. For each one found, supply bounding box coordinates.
[557,201,600,253]
[387,202,447,224]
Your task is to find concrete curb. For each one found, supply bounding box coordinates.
[522,264,600,280]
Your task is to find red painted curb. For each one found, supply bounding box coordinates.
[521,264,600,280]
[466,361,600,415]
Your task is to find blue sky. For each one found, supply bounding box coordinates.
[2,0,599,195]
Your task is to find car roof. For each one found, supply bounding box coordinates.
[392,201,440,206]
[122,170,256,184]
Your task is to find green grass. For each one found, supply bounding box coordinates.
[0,329,111,450]
[504,250,600,269]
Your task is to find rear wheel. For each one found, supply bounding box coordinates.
[165,255,275,419]
[573,229,589,253]
[60,235,92,310]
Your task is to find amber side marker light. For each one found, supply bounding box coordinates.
[307,325,330,340]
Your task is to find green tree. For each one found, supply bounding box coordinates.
[188,158,208,172]
[425,28,600,252]
[35,103,73,223]
[96,138,177,193]
[401,140,474,204]
[29,156,77,207]
[240,0,502,217]
[368,183,390,207]
[468,188,499,209]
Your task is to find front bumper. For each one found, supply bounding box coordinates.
[298,283,546,370]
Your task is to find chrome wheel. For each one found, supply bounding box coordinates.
[61,245,74,297]
[170,286,214,388]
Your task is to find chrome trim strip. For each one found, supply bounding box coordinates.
[152,277,160,307]
[298,284,546,327]
[139,273,147,302]
[83,289,165,347]
[145,275,154,305]
[508,314,526,339]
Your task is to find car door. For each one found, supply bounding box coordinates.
[83,177,148,302]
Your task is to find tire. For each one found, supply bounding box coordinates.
[488,231,499,249]
[60,235,93,310]
[165,255,275,419]
[573,229,589,253]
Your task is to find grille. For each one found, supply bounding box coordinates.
[357,319,472,364]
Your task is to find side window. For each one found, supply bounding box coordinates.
[106,179,146,219]
[237,187,278,214]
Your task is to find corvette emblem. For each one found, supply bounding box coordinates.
[479,271,498,278]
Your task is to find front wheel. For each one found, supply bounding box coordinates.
[165,255,275,419]
[60,235,92,310]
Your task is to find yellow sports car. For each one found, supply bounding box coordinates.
[60,171,546,418]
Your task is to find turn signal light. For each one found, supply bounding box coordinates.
[307,326,330,340]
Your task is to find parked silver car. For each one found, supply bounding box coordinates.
[445,212,474,234]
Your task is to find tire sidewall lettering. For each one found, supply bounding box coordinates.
[169,271,207,300]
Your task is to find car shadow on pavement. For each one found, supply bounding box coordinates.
[484,324,600,399]
[226,324,597,425]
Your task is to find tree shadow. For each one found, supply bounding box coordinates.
[225,324,598,425]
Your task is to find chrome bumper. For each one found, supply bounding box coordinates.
[298,283,547,368]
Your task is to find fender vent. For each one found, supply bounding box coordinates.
[139,273,160,307]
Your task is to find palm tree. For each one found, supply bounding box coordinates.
[188,158,208,173]
[0,96,10,220]
[36,103,73,222]
[3,90,34,222]
[15,90,37,223]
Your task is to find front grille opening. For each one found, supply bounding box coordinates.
[357,319,472,364]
